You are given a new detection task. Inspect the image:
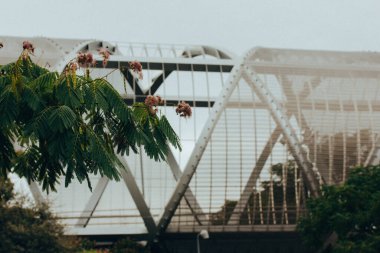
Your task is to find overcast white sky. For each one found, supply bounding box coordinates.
[1,0,380,55]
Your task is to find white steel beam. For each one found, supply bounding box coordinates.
[76,177,109,227]
[154,58,247,238]
[104,55,237,69]
[247,61,380,76]
[28,181,45,205]
[116,154,157,238]
[167,150,208,225]
[364,135,380,166]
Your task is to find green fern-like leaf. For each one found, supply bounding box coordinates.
[27,71,58,91]
[13,145,40,183]
[28,60,49,78]
[0,86,19,128]
[22,85,42,111]
[158,115,182,151]
[0,130,15,176]
[86,127,121,180]
[0,76,10,89]
[132,103,149,125]
[55,77,83,109]
[48,105,77,133]
[94,78,132,122]
[140,118,166,161]
[25,106,55,139]
[153,127,169,156]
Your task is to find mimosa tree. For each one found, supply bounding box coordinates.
[0,41,189,192]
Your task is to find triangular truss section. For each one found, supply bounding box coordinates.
[155,53,321,238]
[184,78,263,220]
[85,177,147,233]
[154,64,246,235]
[167,198,204,233]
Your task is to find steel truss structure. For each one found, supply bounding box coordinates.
[2,37,380,243]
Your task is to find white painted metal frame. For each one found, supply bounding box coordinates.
[116,154,157,238]
[76,177,109,227]
[154,58,246,236]
[242,69,320,196]
[228,76,320,225]
[155,48,322,238]
[28,181,45,205]
[166,151,209,226]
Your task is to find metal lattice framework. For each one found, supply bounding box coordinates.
[2,37,380,241]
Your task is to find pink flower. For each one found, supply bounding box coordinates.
[144,95,158,107]
[156,95,165,106]
[144,95,165,107]
[22,41,34,53]
[129,61,143,79]
[98,47,110,67]
[129,61,142,72]
[21,41,35,59]
[77,52,96,68]
[144,95,166,116]
[86,52,94,64]
[176,101,192,118]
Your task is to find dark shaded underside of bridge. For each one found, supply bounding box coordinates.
[86,231,311,253]
[158,232,309,253]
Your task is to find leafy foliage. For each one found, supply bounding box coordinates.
[0,50,181,192]
[110,237,148,253]
[0,178,78,253]
[79,237,149,253]
[297,165,380,253]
